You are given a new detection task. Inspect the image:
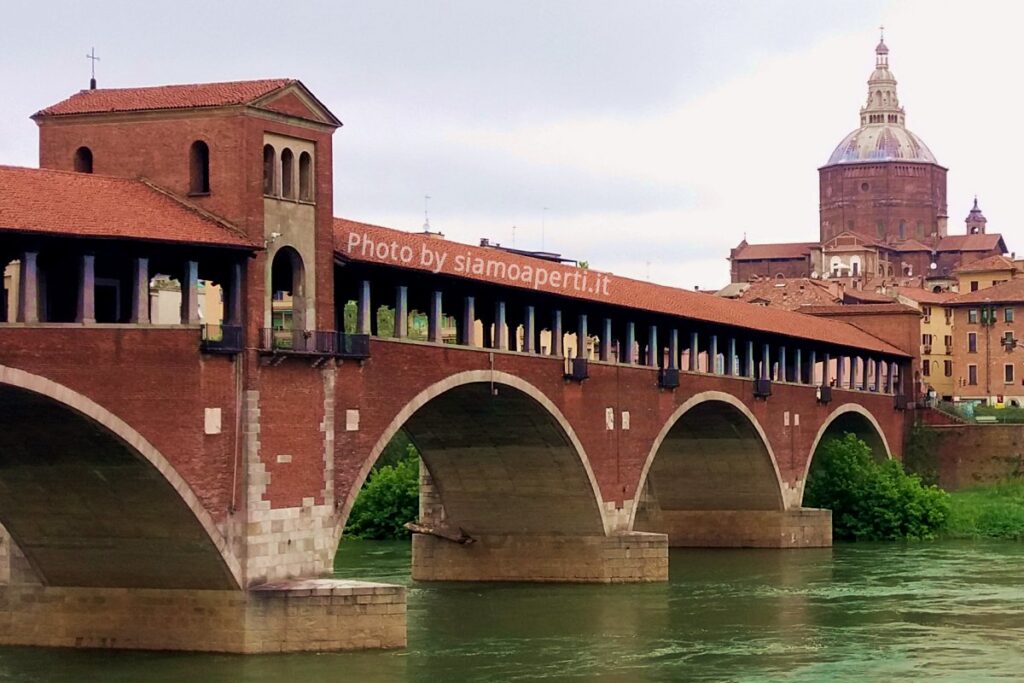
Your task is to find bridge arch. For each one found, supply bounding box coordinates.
[799,402,892,503]
[630,391,786,532]
[340,370,610,541]
[0,364,242,589]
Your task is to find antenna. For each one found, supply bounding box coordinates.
[541,207,548,251]
[511,225,517,247]
[86,47,100,90]
[422,195,431,232]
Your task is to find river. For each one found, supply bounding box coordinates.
[2,539,1023,682]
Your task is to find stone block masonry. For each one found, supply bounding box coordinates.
[412,532,668,583]
[0,579,405,653]
[638,509,832,548]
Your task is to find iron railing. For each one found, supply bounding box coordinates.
[259,329,370,359]
[200,324,243,353]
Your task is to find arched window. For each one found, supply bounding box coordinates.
[280,148,295,199]
[270,247,306,342]
[189,141,210,194]
[262,145,276,195]
[74,147,93,173]
[299,152,313,201]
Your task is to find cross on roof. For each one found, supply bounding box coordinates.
[86,47,100,88]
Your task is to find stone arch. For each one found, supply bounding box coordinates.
[630,391,786,533]
[0,364,242,589]
[339,370,609,546]
[73,146,93,173]
[799,402,892,503]
[269,246,306,333]
[188,140,210,194]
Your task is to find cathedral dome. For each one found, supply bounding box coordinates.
[823,35,939,167]
[826,125,937,165]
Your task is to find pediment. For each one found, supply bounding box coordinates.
[253,82,342,127]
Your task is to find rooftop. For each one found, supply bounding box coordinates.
[335,218,908,357]
[730,242,816,261]
[947,279,1024,306]
[895,287,957,305]
[954,254,1016,274]
[726,278,840,311]
[0,165,255,248]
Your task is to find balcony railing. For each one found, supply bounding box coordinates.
[200,324,244,354]
[259,329,370,359]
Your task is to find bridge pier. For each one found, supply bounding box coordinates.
[411,531,668,583]
[635,508,832,548]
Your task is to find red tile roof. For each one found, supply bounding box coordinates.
[954,254,1016,273]
[799,303,920,316]
[34,79,294,117]
[730,242,815,261]
[335,218,908,357]
[0,165,255,248]
[937,233,1006,253]
[947,279,1024,306]
[895,287,956,304]
[890,239,932,252]
[731,278,840,311]
[843,288,897,304]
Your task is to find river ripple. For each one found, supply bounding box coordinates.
[2,540,1023,682]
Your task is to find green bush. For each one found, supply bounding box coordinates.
[945,481,1024,539]
[345,444,420,540]
[804,433,950,541]
[974,406,1024,423]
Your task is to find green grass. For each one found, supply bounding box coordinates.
[944,480,1024,539]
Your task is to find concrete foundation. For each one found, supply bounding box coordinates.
[636,508,832,548]
[0,579,406,653]
[411,532,668,583]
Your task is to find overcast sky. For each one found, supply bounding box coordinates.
[2,1,1021,289]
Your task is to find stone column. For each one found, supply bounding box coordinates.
[668,329,679,370]
[76,254,96,324]
[624,322,636,364]
[647,325,659,368]
[357,280,372,335]
[494,301,508,350]
[726,338,737,376]
[459,296,474,346]
[777,346,786,382]
[809,350,817,385]
[130,257,150,324]
[551,309,563,356]
[794,348,803,384]
[428,291,443,343]
[577,314,588,359]
[709,335,719,375]
[745,340,755,378]
[600,318,613,362]
[689,332,699,372]
[886,361,895,394]
[394,286,409,338]
[17,250,39,324]
[180,260,200,325]
[862,356,870,391]
[227,261,243,327]
[849,356,859,390]
[523,306,536,353]
[761,343,771,380]
[836,356,845,388]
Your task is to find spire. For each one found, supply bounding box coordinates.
[966,196,987,235]
[860,31,904,127]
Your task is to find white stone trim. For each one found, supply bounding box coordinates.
[0,363,243,589]
[626,390,786,529]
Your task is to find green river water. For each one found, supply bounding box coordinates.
[2,539,1024,682]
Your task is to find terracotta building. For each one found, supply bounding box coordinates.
[730,37,1007,285]
[947,279,1024,406]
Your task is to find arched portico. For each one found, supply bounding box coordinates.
[340,370,664,582]
[631,391,829,548]
[799,403,893,504]
[0,364,241,589]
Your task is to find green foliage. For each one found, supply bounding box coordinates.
[945,481,1024,539]
[804,433,950,541]
[902,424,941,486]
[974,405,1024,423]
[345,443,420,540]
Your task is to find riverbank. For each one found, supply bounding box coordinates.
[944,480,1024,539]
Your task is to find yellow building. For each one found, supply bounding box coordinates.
[896,287,956,400]
[955,254,1017,293]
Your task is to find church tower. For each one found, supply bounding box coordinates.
[966,197,988,235]
[818,35,948,245]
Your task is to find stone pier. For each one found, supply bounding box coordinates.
[636,509,832,548]
[412,531,669,583]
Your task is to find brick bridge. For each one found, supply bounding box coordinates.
[0,78,916,653]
